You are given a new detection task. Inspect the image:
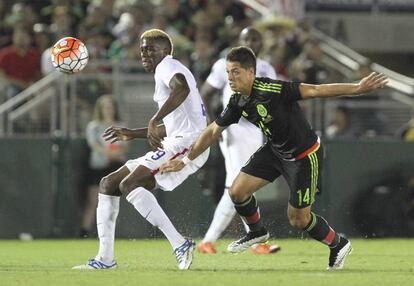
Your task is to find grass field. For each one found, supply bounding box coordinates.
[0,238,413,286]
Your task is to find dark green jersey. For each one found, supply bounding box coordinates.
[215,77,318,160]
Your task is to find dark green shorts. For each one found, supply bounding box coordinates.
[241,142,323,208]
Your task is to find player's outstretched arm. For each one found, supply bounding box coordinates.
[300,72,388,99]
[159,122,225,174]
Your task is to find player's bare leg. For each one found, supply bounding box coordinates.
[287,204,352,270]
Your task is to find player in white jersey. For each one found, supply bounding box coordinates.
[73,29,209,271]
[197,27,280,255]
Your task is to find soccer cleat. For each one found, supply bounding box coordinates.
[174,238,196,270]
[72,258,117,270]
[197,241,217,254]
[327,237,352,270]
[227,228,270,253]
[251,243,281,254]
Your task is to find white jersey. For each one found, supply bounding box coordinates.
[154,55,207,142]
[125,55,209,191]
[206,57,277,107]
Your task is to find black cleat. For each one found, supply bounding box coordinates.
[227,228,270,253]
[327,237,352,270]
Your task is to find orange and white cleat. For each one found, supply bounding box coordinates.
[197,241,217,254]
[251,243,281,254]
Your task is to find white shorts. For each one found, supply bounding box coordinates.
[125,138,209,191]
[219,118,264,187]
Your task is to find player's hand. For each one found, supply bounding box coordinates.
[356,72,388,94]
[147,118,162,150]
[103,126,134,143]
[159,160,185,174]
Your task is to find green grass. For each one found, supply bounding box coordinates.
[0,239,413,286]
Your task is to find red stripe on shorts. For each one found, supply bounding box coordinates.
[151,148,189,176]
[294,140,320,161]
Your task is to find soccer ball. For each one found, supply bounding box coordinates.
[51,37,89,74]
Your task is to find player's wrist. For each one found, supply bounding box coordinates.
[181,155,192,165]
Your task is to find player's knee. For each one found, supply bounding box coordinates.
[99,176,116,195]
[119,176,155,195]
[228,187,247,203]
[119,178,134,195]
[288,214,309,229]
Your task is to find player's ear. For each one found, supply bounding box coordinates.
[249,67,255,75]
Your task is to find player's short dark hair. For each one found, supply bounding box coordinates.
[226,46,256,72]
[140,29,173,55]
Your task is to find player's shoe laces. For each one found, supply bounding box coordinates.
[174,238,195,270]
[251,243,281,254]
[72,258,117,270]
[227,228,270,253]
[327,237,352,270]
[197,241,217,254]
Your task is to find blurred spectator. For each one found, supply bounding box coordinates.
[49,5,76,40]
[0,27,40,101]
[33,23,52,53]
[396,109,414,141]
[268,42,289,80]
[74,25,112,131]
[290,39,331,84]
[108,18,142,63]
[81,94,128,238]
[325,106,359,139]
[146,6,179,37]
[4,2,39,30]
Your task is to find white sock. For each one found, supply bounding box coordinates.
[203,188,237,242]
[126,187,185,250]
[95,193,120,263]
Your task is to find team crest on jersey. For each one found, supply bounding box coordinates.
[256,104,268,117]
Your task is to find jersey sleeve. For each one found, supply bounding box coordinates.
[206,59,227,90]
[158,58,180,87]
[215,94,242,127]
[281,81,302,102]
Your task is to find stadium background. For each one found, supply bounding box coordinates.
[0,0,414,242]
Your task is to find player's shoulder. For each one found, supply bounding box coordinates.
[156,55,184,73]
[254,77,284,85]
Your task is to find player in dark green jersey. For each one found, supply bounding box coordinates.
[160,46,388,270]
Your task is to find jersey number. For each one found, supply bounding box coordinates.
[151,150,166,160]
[297,188,311,207]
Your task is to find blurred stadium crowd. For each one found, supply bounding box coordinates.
[0,0,340,104]
[1,0,413,139]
